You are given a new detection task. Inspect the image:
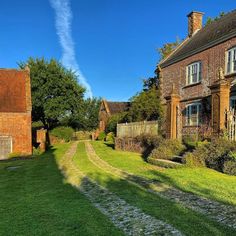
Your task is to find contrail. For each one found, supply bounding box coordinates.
[49,0,93,98]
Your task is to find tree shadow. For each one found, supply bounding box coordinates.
[78,172,235,236]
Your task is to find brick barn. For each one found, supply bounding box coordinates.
[98,99,130,132]
[159,10,236,139]
[0,68,32,159]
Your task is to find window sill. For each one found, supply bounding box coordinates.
[225,72,236,78]
[182,82,201,89]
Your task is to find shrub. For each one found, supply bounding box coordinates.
[137,134,163,149]
[183,138,236,172]
[106,132,115,143]
[223,159,236,175]
[150,139,185,160]
[222,152,236,175]
[50,126,74,142]
[184,152,206,167]
[97,131,106,141]
[75,131,92,140]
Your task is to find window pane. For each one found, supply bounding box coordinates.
[198,62,202,81]
[227,51,231,73]
[233,49,236,72]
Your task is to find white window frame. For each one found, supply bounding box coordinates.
[225,47,236,75]
[186,62,202,85]
[185,103,202,126]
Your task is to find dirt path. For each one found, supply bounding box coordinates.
[59,142,183,236]
[85,141,236,230]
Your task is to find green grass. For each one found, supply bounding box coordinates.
[91,141,236,206]
[0,143,124,236]
[74,142,236,236]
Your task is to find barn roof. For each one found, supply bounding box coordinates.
[160,9,236,68]
[0,69,28,112]
[103,100,130,115]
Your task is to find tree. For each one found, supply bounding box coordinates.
[128,86,163,122]
[106,112,130,133]
[67,98,101,131]
[19,58,85,129]
[205,12,225,26]
[158,38,181,61]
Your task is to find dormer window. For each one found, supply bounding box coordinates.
[226,47,236,74]
[186,62,202,85]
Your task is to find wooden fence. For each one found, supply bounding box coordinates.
[117,120,158,138]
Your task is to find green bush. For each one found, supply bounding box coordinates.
[50,126,74,142]
[150,139,185,160]
[184,152,206,167]
[75,131,92,140]
[106,132,115,143]
[137,134,163,149]
[223,159,236,175]
[183,138,236,173]
[97,131,106,141]
[222,152,236,175]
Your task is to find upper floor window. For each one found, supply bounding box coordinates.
[186,103,202,126]
[226,47,236,74]
[186,62,202,85]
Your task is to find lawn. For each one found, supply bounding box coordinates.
[91,141,236,206]
[0,143,123,236]
[74,142,236,236]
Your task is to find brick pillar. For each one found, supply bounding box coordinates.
[165,85,180,139]
[209,79,230,134]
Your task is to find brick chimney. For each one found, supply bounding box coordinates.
[187,11,204,37]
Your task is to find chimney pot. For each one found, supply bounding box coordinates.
[187,11,204,37]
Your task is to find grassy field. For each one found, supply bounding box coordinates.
[74,142,236,236]
[0,143,123,236]
[91,141,236,206]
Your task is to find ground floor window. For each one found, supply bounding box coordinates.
[186,103,202,126]
[230,96,236,110]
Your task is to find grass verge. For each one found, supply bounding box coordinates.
[0,143,124,236]
[74,142,236,236]
[91,141,236,206]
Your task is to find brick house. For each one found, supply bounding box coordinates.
[0,68,32,159]
[98,99,130,132]
[159,10,236,139]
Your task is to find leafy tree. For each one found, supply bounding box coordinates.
[205,12,225,26]
[158,38,181,61]
[67,98,101,131]
[128,86,163,122]
[19,58,85,129]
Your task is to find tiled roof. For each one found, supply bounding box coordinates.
[0,69,27,112]
[106,101,130,115]
[160,9,236,68]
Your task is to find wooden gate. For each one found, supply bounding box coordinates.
[0,136,12,159]
[225,108,236,141]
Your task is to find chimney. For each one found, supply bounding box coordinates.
[187,11,204,37]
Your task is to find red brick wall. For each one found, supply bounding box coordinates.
[161,37,236,101]
[0,69,32,155]
[161,37,236,137]
[0,113,32,155]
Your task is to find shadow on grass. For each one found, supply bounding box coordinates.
[79,171,236,236]
[146,168,236,206]
[0,145,123,236]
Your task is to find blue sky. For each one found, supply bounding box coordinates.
[0,0,235,100]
